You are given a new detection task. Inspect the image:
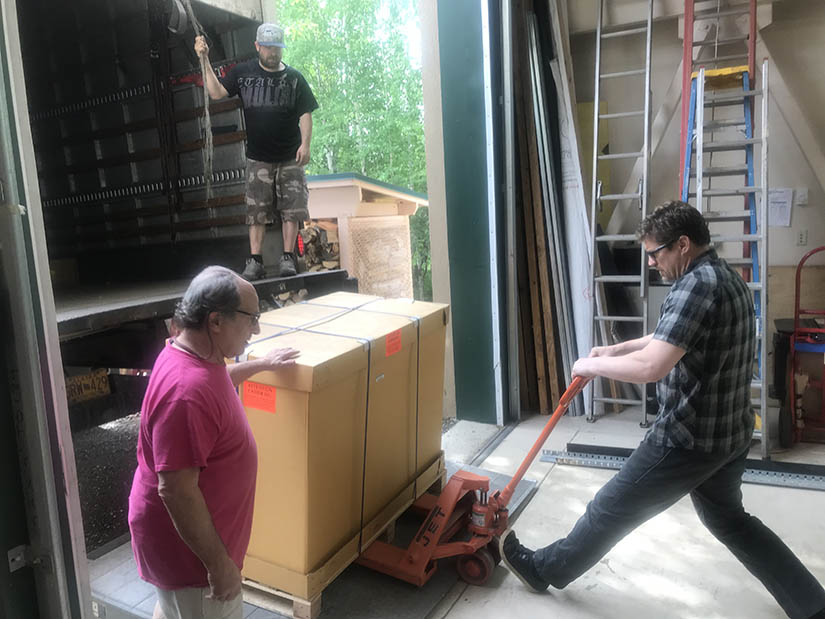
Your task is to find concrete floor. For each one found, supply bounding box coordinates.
[429,410,825,619]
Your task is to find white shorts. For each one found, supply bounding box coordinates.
[154,587,243,619]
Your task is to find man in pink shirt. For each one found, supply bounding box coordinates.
[128,266,298,619]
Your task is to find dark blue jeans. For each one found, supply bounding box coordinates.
[532,440,825,619]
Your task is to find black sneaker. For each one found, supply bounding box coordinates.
[279,252,297,277]
[499,529,549,593]
[241,258,266,281]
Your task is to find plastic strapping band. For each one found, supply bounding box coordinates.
[352,309,423,496]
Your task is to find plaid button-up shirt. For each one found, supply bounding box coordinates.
[647,248,755,453]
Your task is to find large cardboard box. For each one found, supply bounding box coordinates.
[311,293,449,480]
[241,329,369,577]
[239,292,449,597]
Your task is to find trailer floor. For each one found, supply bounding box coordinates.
[54,270,352,339]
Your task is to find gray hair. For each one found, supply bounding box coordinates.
[173,266,241,330]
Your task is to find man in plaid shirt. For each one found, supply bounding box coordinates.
[501,201,825,618]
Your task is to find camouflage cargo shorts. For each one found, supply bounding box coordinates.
[245,159,310,226]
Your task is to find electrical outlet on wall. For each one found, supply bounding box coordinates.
[797,229,808,246]
[795,188,808,206]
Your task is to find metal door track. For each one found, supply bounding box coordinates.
[541,450,825,492]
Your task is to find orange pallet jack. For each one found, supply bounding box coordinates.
[357,376,589,586]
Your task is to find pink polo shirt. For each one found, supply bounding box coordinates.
[128,343,258,590]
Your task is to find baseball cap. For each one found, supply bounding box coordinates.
[256,23,285,48]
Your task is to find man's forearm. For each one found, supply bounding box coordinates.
[202,61,227,100]
[609,333,654,356]
[299,113,312,147]
[160,486,231,572]
[227,358,270,387]
[587,351,658,384]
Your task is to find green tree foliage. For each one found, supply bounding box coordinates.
[277,0,432,300]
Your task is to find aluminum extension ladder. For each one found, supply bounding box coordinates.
[587,0,654,427]
[680,0,770,459]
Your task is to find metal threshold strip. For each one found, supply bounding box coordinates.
[541,449,825,492]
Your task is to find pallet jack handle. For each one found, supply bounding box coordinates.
[497,376,590,508]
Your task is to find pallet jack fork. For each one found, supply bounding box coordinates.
[357,376,589,586]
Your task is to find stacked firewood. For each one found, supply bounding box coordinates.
[261,288,309,311]
[300,220,340,271]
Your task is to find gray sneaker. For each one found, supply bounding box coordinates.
[500,529,549,593]
[241,258,266,281]
[279,252,297,277]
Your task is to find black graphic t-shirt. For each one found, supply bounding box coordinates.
[220,60,319,163]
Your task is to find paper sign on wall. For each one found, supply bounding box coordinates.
[386,329,402,357]
[768,188,793,227]
[243,381,277,413]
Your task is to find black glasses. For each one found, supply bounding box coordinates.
[645,240,675,260]
[234,308,261,324]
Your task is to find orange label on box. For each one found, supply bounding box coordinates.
[386,329,403,357]
[243,381,277,413]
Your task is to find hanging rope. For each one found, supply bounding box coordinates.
[180,0,214,200]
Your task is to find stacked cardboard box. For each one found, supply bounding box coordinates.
[239,292,449,599]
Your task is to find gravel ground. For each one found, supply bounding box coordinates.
[72,413,140,554]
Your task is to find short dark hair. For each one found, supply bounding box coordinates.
[637,200,711,247]
[173,266,241,330]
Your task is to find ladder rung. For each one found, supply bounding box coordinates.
[727,258,756,267]
[690,165,748,177]
[712,233,761,243]
[704,210,753,222]
[596,234,637,242]
[695,54,749,66]
[694,7,750,20]
[599,193,641,201]
[747,282,763,291]
[703,118,746,131]
[703,210,752,222]
[693,36,749,47]
[751,380,763,390]
[600,69,646,80]
[690,187,761,197]
[702,138,761,152]
[598,151,644,160]
[599,110,645,119]
[595,316,645,323]
[601,26,648,39]
[594,397,644,406]
[595,275,642,284]
[705,89,762,104]
[751,398,761,409]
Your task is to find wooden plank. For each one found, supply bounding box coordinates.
[514,0,549,414]
[516,213,538,411]
[243,580,322,619]
[522,12,562,410]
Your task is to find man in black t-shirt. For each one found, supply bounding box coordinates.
[196,23,319,280]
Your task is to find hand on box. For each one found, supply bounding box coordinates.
[262,347,300,369]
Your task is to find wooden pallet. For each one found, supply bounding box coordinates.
[242,453,447,618]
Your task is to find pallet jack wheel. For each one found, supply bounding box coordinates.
[487,536,502,566]
[456,547,495,586]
